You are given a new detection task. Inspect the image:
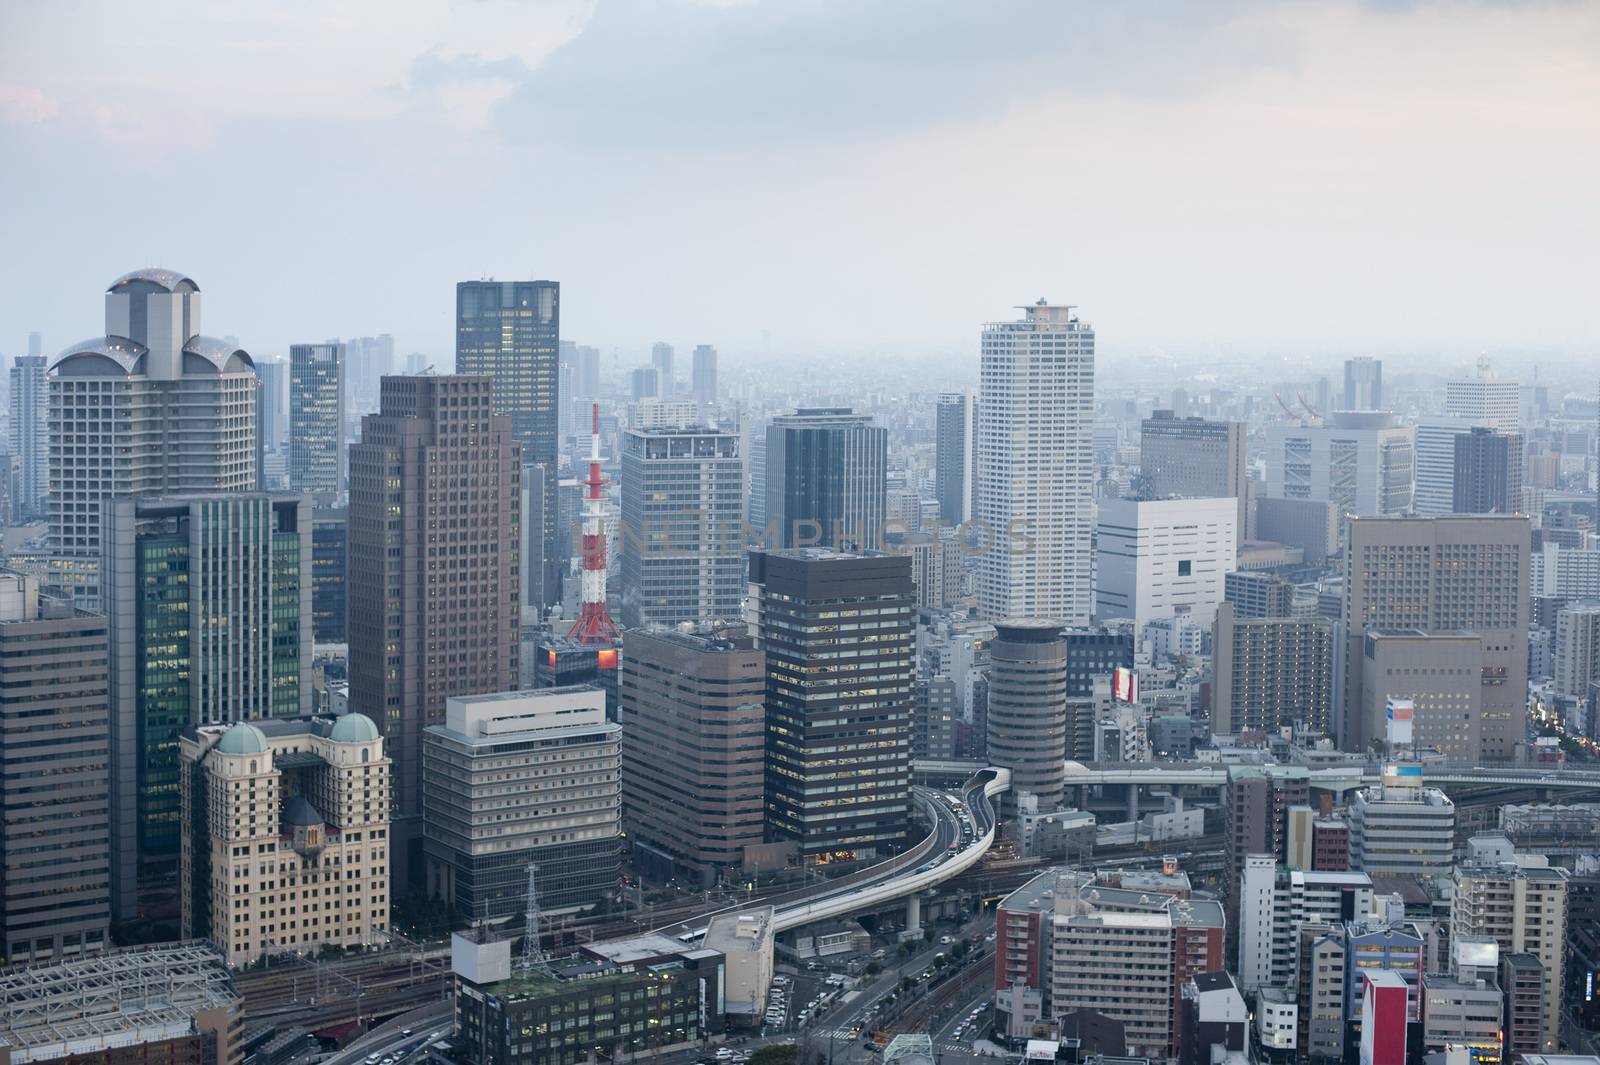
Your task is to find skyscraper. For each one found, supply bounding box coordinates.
[976,301,1095,624]
[48,269,258,605]
[1342,357,1383,410]
[289,342,347,506]
[1413,416,1478,515]
[1211,602,1335,736]
[1342,515,1530,759]
[1452,426,1523,514]
[619,426,744,628]
[0,574,110,966]
[455,280,559,606]
[652,341,675,396]
[691,344,718,407]
[935,390,975,525]
[1137,411,1247,532]
[348,375,521,883]
[1445,361,1520,430]
[765,408,887,550]
[986,620,1068,816]
[311,507,348,644]
[103,493,312,922]
[254,357,289,455]
[1264,412,1414,523]
[630,365,661,401]
[7,354,47,519]
[1094,497,1238,632]
[751,549,912,861]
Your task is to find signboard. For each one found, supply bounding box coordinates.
[1385,698,1414,747]
[1113,666,1138,705]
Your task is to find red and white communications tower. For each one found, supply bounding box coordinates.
[567,402,620,644]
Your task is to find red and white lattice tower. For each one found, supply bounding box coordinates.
[567,402,620,644]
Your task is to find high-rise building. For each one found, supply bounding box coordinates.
[1137,411,1247,531]
[1453,426,1523,514]
[751,549,912,861]
[575,344,600,398]
[630,365,660,402]
[1342,515,1529,758]
[935,390,975,525]
[1446,362,1520,430]
[619,427,744,628]
[103,493,312,922]
[254,356,289,455]
[691,344,717,407]
[1223,571,1295,619]
[348,375,521,884]
[1094,497,1238,633]
[1223,766,1310,930]
[1413,416,1478,516]
[620,628,766,886]
[1063,626,1133,760]
[422,688,621,920]
[1358,631,1483,761]
[1553,601,1600,701]
[1264,412,1414,525]
[1236,856,1374,991]
[765,408,887,551]
[1254,496,1339,565]
[976,301,1095,624]
[180,715,389,967]
[456,281,559,605]
[0,574,110,966]
[7,354,47,519]
[289,342,347,506]
[311,507,347,644]
[1212,602,1334,735]
[651,341,675,396]
[987,620,1067,816]
[344,334,395,416]
[49,269,258,605]
[1343,357,1383,411]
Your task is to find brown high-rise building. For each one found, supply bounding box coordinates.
[1222,765,1310,933]
[1342,516,1529,760]
[620,628,766,886]
[1211,602,1335,736]
[348,375,520,883]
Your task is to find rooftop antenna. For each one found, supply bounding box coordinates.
[520,862,549,974]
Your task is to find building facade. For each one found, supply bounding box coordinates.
[1211,603,1335,735]
[1264,412,1414,524]
[8,353,47,519]
[1453,426,1523,515]
[987,620,1068,816]
[764,408,887,551]
[1138,411,1247,532]
[1343,357,1383,410]
[311,507,347,644]
[1347,780,1456,876]
[1094,497,1238,633]
[690,344,717,408]
[288,342,346,506]
[935,390,975,525]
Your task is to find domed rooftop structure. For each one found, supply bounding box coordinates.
[216,721,268,756]
[108,268,198,293]
[182,335,254,374]
[329,712,380,744]
[50,336,149,376]
[282,795,323,829]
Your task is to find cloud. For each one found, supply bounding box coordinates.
[0,83,60,125]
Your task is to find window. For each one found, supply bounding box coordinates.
[1177,560,1191,576]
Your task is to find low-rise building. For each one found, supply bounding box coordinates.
[703,908,774,1023]
[1348,778,1456,877]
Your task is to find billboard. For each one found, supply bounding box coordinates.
[1113,666,1138,705]
[1385,698,1414,747]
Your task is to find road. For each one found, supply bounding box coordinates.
[322,1003,454,1065]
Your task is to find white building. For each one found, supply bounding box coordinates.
[1446,363,1520,430]
[1348,777,1456,876]
[975,301,1095,624]
[1265,412,1414,524]
[1413,416,1478,516]
[1533,542,1600,598]
[1094,496,1237,635]
[704,907,775,1021]
[1238,854,1375,992]
[1554,603,1600,700]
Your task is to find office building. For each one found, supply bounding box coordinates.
[1358,631,1483,761]
[620,628,765,886]
[1254,496,1339,565]
[0,574,110,966]
[344,333,395,416]
[618,427,743,628]
[311,507,347,644]
[935,390,975,525]
[1296,922,1347,1061]
[913,675,959,761]
[651,341,675,395]
[104,493,312,923]
[1224,766,1310,927]
[8,353,47,519]
[630,365,660,401]
[987,619,1068,816]
[0,944,242,1065]
[765,408,887,551]
[1420,938,1503,1061]
[1138,411,1247,530]
[1446,363,1521,430]
[1223,570,1294,619]
[1342,515,1530,758]
[456,280,560,605]
[1064,626,1134,760]
[1453,426,1523,514]
[1343,357,1383,410]
[1347,777,1456,876]
[254,355,288,455]
[1211,603,1335,735]
[1237,856,1374,991]
[690,343,717,407]
[1413,416,1479,516]
[348,375,521,883]
[179,714,390,967]
[422,688,621,920]
[49,270,258,604]
[750,549,912,861]
[1554,602,1600,700]
[1094,496,1237,633]
[1265,412,1414,525]
[976,301,1095,624]
[704,908,775,1023]
[288,342,346,505]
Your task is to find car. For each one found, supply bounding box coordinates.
[939,935,953,945]
[716,1048,736,1059]
[366,1056,381,1064]
[871,949,886,959]
[401,1030,414,1038]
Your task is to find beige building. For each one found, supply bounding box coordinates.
[1211,602,1335,735]
[180,714,390,968]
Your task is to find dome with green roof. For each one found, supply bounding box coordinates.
[216,721,268,755]
[329,712,380,744]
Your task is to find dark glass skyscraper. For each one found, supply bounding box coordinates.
[455,280,559,606]
[1452,426,1523,515]
[934,391,974,525]
[289,342,346,506]
[765,408,887,550]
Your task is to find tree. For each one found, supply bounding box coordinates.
[748,1046,799,1065]
[865,961,882,976]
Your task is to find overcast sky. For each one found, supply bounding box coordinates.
[1,0,1596,371]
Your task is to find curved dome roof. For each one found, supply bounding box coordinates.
[216,722,268,756]
[108,268,198,293]
[282,795,324,829]
[329,712,381,744]
[182,335,255,374]
[49,336,149,376]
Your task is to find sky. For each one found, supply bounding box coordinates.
[1,0,1597,374]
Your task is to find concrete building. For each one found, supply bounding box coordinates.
[1237,856,1374,992]
[618,427,743,628]
[975,301,1095,624]
[1533,542,1600,598]
[104,493,313,923]
[1212,603,1335,735]
[914,675,959,761]
[254,355,288,457]
[750,549,912,862]
[455,280,560,606]
[690,344,718,408]
[1265,412,1414,525]
[8,353,47,519]
[1446,365,1521,430]
[1359,631,1483,761]
[1178,972,1249,1065]
[288,342,346,506]
[1501,952,1547,1059]
[1413,416,1480,516]
[703,907,774,1022]
[651,341,675,395]
[348,375,521,884]
[1347,778,1456,876]
[1223,571,1295,620]
[935,390,975,525]
[1137,411,1247,532]
[49,270,258,606]
[1296,921,1348,1061]
[0,574,110,966]
[1254,496,1339,565]
[179,715,390,967]
[1224,766,1310,929]
[1454,426,1523,515]
[988,619,1068,816]
[1094,496,1237,634]
[1343,357,1383,411]
[1342,515,1530,759]
[422,688,621,921]
[1420,937,1503,1061]
[1554,602,1600,700]
[765,408,887,551]
[619,628,766,886]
